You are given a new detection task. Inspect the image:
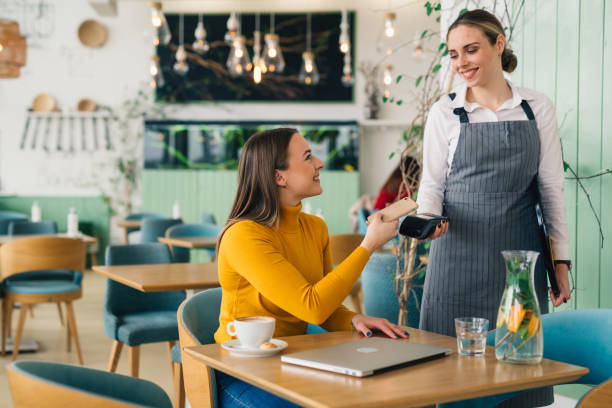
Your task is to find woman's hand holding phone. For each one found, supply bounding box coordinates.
[360,212,398,254]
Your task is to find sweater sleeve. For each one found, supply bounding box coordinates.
[221,221,370,325]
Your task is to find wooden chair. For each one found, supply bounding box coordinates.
[578,378,612,407]
[0,237,86,363]
[177,288,222,408]
[329,233,365,314]
[6,360,172,408]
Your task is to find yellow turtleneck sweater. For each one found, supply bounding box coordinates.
[214,203,371,344]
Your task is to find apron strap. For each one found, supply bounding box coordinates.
[520,100,536,120]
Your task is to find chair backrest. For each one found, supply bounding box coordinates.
[200,213,217,225]
[166,223,222,262]
[178,288,222,408]
[104,243,186,326]
[125,212,167,234]
[8,220,58,235]
[0,237,86,279]
[357,208,370,235]
[140,218,183,243]
[0,211,28,234]
[6,360,172,408]
[329,234,364,265]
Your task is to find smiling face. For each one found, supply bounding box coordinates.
[447,24,505,89]
[275,133,324,205]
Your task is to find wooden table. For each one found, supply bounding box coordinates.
[579,378,612,407]
[115,219,142,244]
[92,262,219,292]
[0,233,97,246]
[158,236,217,249]
[185,330,588,408]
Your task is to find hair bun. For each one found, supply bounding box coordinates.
[502,48,517,73]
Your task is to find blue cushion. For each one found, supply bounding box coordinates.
[140,218,183,244]
[115,311,179,346]
[4,279,80,295]
[125,212,167,235]
[8,220,58,235]
[11,360,171,407]
[171,343,182,363]
[167,223,221,262]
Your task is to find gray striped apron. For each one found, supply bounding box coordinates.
[420,95,552,407]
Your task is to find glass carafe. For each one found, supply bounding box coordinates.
[495,250,543,364]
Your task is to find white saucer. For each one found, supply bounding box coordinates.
[221,339,288,357]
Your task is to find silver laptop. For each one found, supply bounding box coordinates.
[281,337,452,377]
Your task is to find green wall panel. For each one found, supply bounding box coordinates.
[142,170,359,235]
[0,196,111,264]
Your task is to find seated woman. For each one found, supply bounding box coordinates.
[373,155,421,210]
[215,128,406,407]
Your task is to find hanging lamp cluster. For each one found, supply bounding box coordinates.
[148,6,353,88]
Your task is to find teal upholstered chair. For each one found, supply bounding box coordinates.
[361,252,424,327]
[8,220,57,235]
[0,211,28,234]
[104,243,186,378]
[7,360,172,408]
[166,222,221,263]
[177,288,222,408]
[140,218,183,244]
[200,212,217,225]
[125,212,166,243]
[441,309,612,407]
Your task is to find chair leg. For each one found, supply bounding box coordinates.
[12,304,29,361]
[57,303,65,327]
[66,309,71,352]
[173,361,185,408]
[108,340,124,372]
[28,305,34,318]
[167,341,176,375]
[65,301,84,365]
[350,282,363,315]
[1,298,7,356]
[7,301,13,339]
[128,346,140,377]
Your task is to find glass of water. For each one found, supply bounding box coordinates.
[454,317,489,356]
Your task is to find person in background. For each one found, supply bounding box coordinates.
[373,155,421,210]
[214,128,406,408]
[416,9,571,407]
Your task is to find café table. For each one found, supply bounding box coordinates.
[185,330,588,408]
[92,262,219,292]
[157,236,217,249]
[0,233,97,246]
[115,219,142,244]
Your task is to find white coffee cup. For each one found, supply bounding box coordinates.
[227,316,275,349]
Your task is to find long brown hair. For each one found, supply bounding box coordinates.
[216,128,297,252]
[447,9,518,73]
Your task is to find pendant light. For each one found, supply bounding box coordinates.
[299,13,319,85]
[227,14,251,78]
[377,12,396,56]
[224,12,239,44]
[173,13,189,75]
[338,9,350,54]
[192,13,209,55]
[262,13,285,73]
[339,9,353,86]
[252,13,266,84]
[382,64,393,98]
[150,1,171,46]
[149,55,164,88]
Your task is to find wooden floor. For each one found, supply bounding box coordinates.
[0,270,176,406]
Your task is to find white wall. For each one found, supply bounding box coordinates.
[0,0,438,200]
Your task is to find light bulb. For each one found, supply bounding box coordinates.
[383,13,396,38]
[254,65,262,84]
[377,12,397,55]
[339,9,351,54]
[252,30,264,84]
[263,33,285,73]
[383,64,393,86]
[174,45,189,75]
[150,2,171,45]
[224,12,239,44]
[150,62,158,76]
[150,56,164,87]
[299,51,319,85]
[226,35,251,78]
[192,21,209,54]
[339,40,350,54]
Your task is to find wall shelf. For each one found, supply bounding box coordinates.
[359,120,412,127]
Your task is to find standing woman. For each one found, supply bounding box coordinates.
[417,9,571,407]
[215,128,405,407]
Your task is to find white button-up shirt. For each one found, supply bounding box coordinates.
[417,81,570,260]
